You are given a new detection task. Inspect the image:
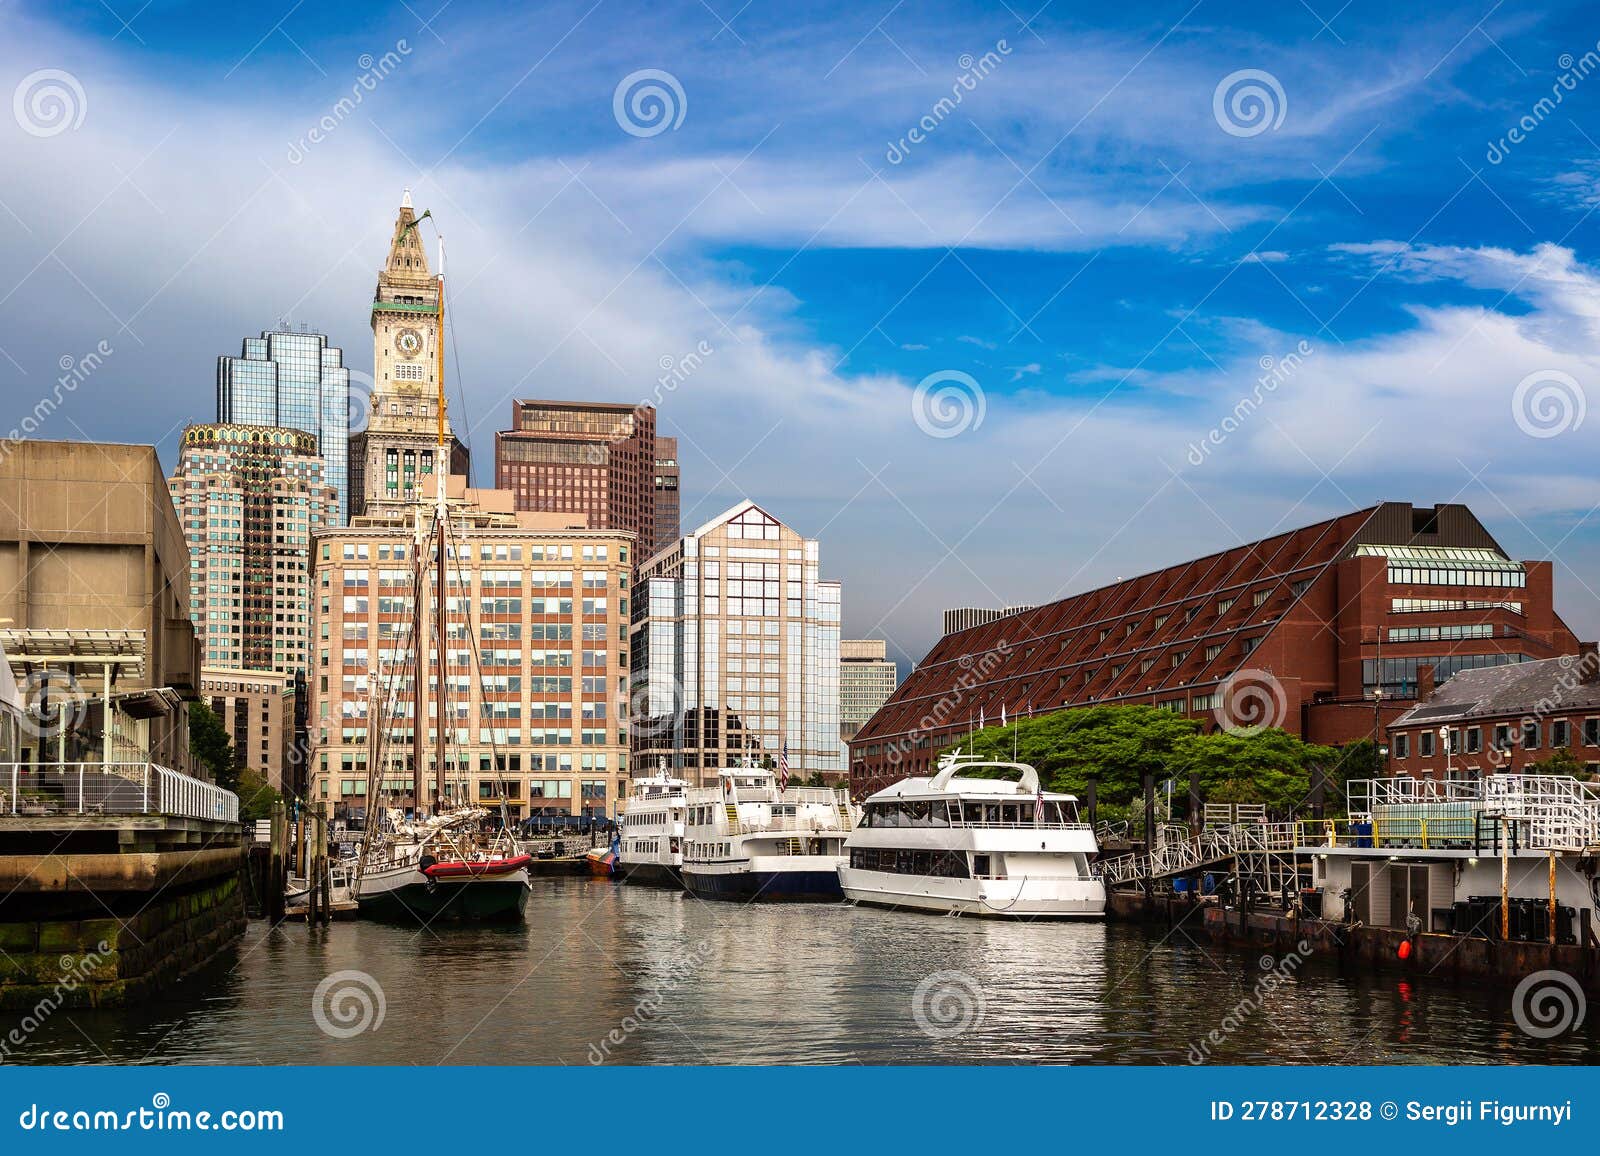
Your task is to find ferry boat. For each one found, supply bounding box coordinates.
[681,764,853,901]
[839,750,1106,919]
[617,767,689,885]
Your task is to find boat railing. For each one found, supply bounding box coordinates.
[721,813,850,836]
[862,819,1094,832]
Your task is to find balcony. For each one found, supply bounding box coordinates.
[1,761,239,823]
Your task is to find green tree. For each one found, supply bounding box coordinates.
[943,704,1341,817]
[1526,746,1583,778]
[188,700,240,792]
[235,766,284,823]
[954,705,1202,804]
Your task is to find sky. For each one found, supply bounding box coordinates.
[4,0,1600,672]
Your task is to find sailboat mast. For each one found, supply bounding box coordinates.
[433,235,448,815]
[411,510,426,813]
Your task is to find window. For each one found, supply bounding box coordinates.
[1392,733,1409,759]
[1465,727,1481,754]
[1419,731,1435,757]
[1586,719,1600,747]
[1553,720,1570,748]
[1523,721,1540,750]
[1493,724,1512,751]
[1217,597,1235,614]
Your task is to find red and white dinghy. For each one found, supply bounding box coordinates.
[421,854,532,880]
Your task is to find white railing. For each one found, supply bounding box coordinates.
[719,813,851,836]
[1348,775,1600,852]
[2,762,239,823]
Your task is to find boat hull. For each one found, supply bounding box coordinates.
[618,859,682,887]
[358,868,531,923]
[682,862,843,902]
[838,867,1105,919]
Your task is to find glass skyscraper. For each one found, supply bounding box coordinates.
[217,329,351,522]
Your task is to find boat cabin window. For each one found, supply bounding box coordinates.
[849,847,970,878]
[972,853,991,876]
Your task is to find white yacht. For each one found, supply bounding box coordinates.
[681,764,853,901]
[839,750,1106,919]
[617,768,689,886]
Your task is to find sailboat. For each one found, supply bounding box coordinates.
[351,204,532,923]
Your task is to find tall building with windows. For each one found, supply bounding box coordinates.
[168,423,337,675]
[217,328,352,523]
[852,502,1579,795]
[200,667,296,792]
[494,400,659,556]
[840,639,898,743]
[631,501,844,785]
[310,476,633,820]
[653,435,680,555]
[350,191,470,520]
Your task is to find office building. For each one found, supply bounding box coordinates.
[168,423,337,675]
[495,400,659,557]
[201,667,295,792]
[840,639,898,743]
[217,328,352,523]
[631,500,844,784]
[852,503,1579,794]
[310,476,633,820]
[653,435,680,556]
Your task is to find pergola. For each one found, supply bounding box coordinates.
[0,628,165,767]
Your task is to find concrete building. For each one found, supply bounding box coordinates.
[495,400,659,558]
[310,476,633,820]
[201,667,295,792]
[840,638,898,743]
[942,606,1034,635]
[0,440,200,773]
[168,423,337,675]
[1386,646,1600,779]
[348,192,470,521]
[852,502,1579,795]
[631,500,843,784]
[218,327,353,523]
[653,435,680,556]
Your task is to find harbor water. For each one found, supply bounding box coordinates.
[10,879,1599,1065]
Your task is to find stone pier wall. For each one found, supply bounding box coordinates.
[0,869,245,1009]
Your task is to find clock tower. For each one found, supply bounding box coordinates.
[352,190,466,517]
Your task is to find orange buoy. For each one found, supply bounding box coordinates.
[1397,939,1413,960]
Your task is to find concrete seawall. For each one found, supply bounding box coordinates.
[0,816,246,1008]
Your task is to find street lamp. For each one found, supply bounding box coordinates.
[1440,724,1452,780]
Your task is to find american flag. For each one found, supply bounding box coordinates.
[778,743,790,792]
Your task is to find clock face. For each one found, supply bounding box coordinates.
[396,328,423,359]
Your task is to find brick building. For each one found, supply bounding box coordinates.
[850,502,1580,795]
[310,476,634,820]
[1386,646,1600,779]
[494,400,659,555]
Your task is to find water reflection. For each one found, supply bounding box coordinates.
[5,879,1598,1065]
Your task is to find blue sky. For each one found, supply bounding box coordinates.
[6,0,1600,669]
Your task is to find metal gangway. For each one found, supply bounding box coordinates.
[1096,820,1300,887]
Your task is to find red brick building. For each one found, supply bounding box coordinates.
[1386,646,1600,779]
[849,502,1580,794]
[495,401,658,554]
